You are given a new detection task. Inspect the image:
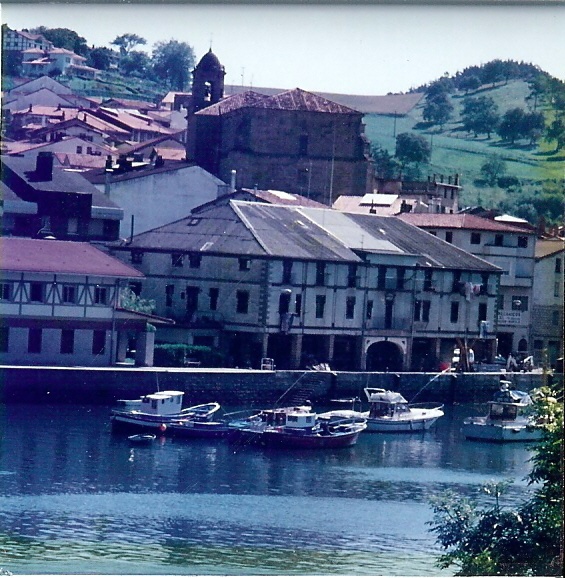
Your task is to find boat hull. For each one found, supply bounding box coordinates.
[260,428,362,449]
[462,419,543,442]
[366,413,442,433]
[167,421,232,439]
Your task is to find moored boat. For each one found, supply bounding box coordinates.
[111,390,222,433]
[127,433,156,445]
[462,381,542,442]
[319,388,444,433]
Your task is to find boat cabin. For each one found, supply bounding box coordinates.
[365,388,410,418]
[137,390,184,416]
[260,407,316,430]
[488,402,519,421]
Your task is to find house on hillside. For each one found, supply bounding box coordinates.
[84,157,226,236]
[2,27,53,52]
[398,212,536,359]
[1,151,122,241]
[21,47,98,79]
[0,237,167,367]
[532,238,564,367]
[108,201,501,371]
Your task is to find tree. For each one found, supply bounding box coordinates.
[395,133,431,168]
[459,75,481,94]
[521,111,545,145]
[498,107,527,144]
[120,50,151,77]
[31,26,89,56]
[480,155,507,186]
[423,92,453,129]
[119,287,155,314]
[88,47,113,71]
[111,33,146,57]
[151,39,195,91]
[429,386,564,576]
[371,145,400,179]
[461,96,500,139]
[481,59,507,87]
[545,117,565,152]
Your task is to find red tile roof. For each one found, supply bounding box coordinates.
[398,213,534,234]
[0,238,143,278]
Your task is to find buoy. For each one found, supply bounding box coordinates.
[159,423,167,432]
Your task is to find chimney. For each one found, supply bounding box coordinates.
[105,155,113,171]
[155,155,164,168]
[230,169,237,193]
[35,151,54,181]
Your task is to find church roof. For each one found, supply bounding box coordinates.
[195,49,224,71]
[196,88,360,116]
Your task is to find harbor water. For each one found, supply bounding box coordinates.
[0,402,535,575]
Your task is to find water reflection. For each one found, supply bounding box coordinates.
[0,403,534,575]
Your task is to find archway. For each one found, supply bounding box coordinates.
[366,340,403,372]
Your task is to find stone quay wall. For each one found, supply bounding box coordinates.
[0,365,552,406]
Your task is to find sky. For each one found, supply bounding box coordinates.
[2,2,565,95]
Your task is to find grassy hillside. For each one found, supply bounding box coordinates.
[363,80,564,208]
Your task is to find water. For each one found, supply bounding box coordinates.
[0,403,536,575]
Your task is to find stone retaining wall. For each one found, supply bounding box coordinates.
[0,366,553,406]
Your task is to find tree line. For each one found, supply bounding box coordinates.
[1,25,195,91]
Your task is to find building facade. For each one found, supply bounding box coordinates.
[0,237,161,367]
[109,201,501,371]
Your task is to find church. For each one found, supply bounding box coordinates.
[185,50,375,204]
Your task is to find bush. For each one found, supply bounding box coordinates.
[153,343,225,368]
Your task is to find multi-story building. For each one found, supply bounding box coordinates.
[531,238,564,367]
[1,151,123,241]
[0,237,163,367]
[398,213,536,358]
[109,201,501,371]
[21,47,98,79]
[2,27,53,52]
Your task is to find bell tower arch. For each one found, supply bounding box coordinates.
[191,48,225,112]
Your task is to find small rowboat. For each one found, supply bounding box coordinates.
[128,434,156,445]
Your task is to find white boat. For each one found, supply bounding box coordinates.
[462,381,542,442]
[320,388,444,433]
[111,390,221,433]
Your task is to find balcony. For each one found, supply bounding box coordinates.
[365,317,411,331]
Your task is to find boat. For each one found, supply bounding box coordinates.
[166,418,232,439]
[111,390,222,433]
[229,405,367,449]
[319,388,444,433]
[462,381,542,442]
[127,433,156,445]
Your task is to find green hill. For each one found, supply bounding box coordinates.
[364,79,564,211]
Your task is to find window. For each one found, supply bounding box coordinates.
[186,286,199,316]
[86,146,93,155]
[315,262,326,286]
[28,328,42,353]
[129,282,142,297]
[377,267,386,290]
[478,302,487,323]
[315,295,326,318]
[497,294,504,311]
[552,310,560,326]
[512,296,528,312]
[346,296,356,319]
[0,327,9,353]
[347,264,358,288]
[209,288,219,311]
[494,234,504,247]
[555,258,561,273]
[239,258,250,271]
[172,253,184,267]
[282,260,293,284]
[165,284,174,307]
[236,290,249,314]
[470,232,481,245]
[92,330,106,355]
[279,291,291,314]
[366,300,373,320]
[396,267,405,290]
[452,270,461,293]
[29,282,44,303]
[445,231,453,243]
[60,329,74,354]
[131,250,143,264]
[555,282,561,298]
[94,286,107,305]
[450,302,459,323]
[76,145,82,153]
[189,253,201,268]
[295,293,302,315]
[62,285,76,304]
[414,300,431,322]
[517,236,528,248]
[428,230,437,236]
[424,270,434,292]
[0,282,12,301]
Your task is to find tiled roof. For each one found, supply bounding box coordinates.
[398,212,535,234]
[196,88,359,116]
[535,238,565,260]
[0,237,143,278]
[83,160,201,185]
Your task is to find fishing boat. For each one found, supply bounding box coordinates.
[229,405,366,449]
[320,388,444,433]
[462,381,542,442]
[111,390,222,433]
[167,417,232,439]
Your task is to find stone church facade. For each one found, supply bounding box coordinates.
[186,50,374,204]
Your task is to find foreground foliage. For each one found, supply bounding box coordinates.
[428,385,564,576]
